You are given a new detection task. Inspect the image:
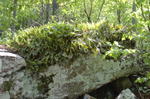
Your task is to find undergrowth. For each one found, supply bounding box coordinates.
[5,22,136,72]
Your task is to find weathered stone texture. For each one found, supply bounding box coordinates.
[0,49,143,99]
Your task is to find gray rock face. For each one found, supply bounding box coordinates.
[46,55,142,99]
[0,51,26,77]
[0,91,10,99]
[116,89,136,99]
[0,49,143,99]
[0,50,26,99]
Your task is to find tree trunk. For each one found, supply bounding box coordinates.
[140,4,150,32]
[13,0,17,19]
[45,3,50,24]
[11,0,17,38]
[52,0,58,15]
[148,0,150,31]
[132,1,136,25]
[117,9,121,24]
[40,0,45,24]
[97,0,105,21]
[83,0,93,23]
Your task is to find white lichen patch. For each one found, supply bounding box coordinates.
[46,55,143,99]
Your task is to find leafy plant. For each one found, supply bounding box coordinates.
[104,41,136,60]
[6,23,100,72]
[6,22,138,73]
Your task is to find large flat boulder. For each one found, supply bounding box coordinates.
[0,49,143,99]
[45,55,143,99]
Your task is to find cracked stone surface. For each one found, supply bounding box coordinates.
[0,49,143,99]
[0,51,26,77]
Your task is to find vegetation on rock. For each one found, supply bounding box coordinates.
[6,22,137,72]
[0,0,150,98]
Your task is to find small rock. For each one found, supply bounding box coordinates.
[83,94,96,99]
[116,89,136,99]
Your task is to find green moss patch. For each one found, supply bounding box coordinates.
[6,22,135,72]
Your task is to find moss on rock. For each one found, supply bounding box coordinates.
[6,22,135,73]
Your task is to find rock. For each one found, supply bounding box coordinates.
[0,49,143,99]
[0,49,7,52]
[116,89,136,99]
[46,55,143,99]
[83,94,96,99]
[8,71,40,99]
[0,91,10,99]
[0,50,27,99]
[0,51,26,76]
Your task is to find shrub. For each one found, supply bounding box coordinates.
[6,22,136,72]
[7,23,99,72]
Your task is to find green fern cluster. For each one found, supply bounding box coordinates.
[6,22,135,72]
[7,23,100,72]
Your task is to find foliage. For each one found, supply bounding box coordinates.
[7,23,100,72]
[0,0,150,96]
[105,41,136,60]
[135,72,150,94]
[135,72,150,84]
[0,0,40,31]
[6,22,137,72]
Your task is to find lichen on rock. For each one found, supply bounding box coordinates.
[0,49,144,99]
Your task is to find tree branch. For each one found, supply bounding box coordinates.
[97,0,105,21]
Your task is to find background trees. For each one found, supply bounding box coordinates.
[0,0,149,62]
[0,0,150,97]
[0,0,148,31]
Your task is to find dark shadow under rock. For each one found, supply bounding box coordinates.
[77,77,133,99]
[77,83,116,99]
